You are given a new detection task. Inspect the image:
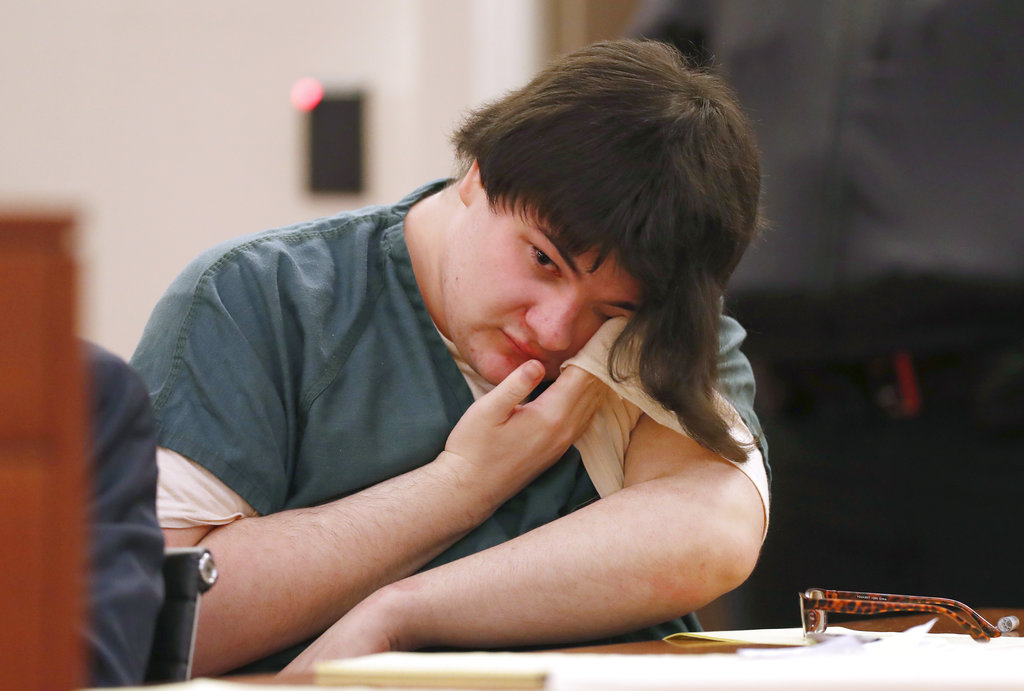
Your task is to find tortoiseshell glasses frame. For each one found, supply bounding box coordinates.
[799,588,1018,642]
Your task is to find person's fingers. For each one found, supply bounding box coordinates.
[475,359,545,421]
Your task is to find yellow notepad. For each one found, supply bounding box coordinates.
[315,651,548,689]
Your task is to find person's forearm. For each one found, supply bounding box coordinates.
[284,461,763,672]
[191,450,514,675]
[389,467,762,650]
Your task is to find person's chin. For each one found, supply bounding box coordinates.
[471,355,519,386]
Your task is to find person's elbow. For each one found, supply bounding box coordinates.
[643,467,765,610]
[701,500,763,600]
[162,524,214,547]
[694,471,764,602]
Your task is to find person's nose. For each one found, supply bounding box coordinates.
[526,290,583,354]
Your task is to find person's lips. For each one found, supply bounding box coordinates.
[502,332,564,379]
[504,332,542,363]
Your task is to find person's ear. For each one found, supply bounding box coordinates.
[457,160,483,206]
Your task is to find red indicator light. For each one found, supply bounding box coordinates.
[291,77,324,112]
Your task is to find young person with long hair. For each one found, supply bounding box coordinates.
[132,39,768,674]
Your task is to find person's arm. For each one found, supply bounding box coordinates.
[282,412,764,672]
[164,361,606,676]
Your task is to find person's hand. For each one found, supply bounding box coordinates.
[278,590,401,675]
[442,361,605,497]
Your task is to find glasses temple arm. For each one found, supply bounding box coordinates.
[814,589,1000,636]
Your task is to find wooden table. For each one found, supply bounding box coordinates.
[232,607,1024,686]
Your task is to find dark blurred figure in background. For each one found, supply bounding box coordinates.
[85,343,165,685]
[631,0,1024,628]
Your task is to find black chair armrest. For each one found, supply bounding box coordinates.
[145,546,218,682]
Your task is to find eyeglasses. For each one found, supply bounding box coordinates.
[799,588,1019,642]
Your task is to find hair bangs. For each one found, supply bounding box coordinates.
[477,116,689,302]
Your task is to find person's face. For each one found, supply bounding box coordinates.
[439,164,641,385]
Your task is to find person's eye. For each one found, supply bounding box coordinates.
[597,308,633,321]
[532,246,558,272]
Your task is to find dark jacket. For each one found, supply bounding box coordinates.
[634,0,1024,361]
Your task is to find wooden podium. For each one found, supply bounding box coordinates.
[0,214,86,689]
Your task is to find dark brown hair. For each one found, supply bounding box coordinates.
[452,39,763,462]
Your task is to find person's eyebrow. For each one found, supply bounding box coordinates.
[542,233,581,275]
[542,233,639,313]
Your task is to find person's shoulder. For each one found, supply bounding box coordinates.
[84,341,152,420]
[201,205,393,270]
[86,341,125,372]
[86,342,145,393]
[187,181,447,282]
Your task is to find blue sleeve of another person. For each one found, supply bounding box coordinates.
[84,342,165,687]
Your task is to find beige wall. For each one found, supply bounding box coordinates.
[0,0,543,358]
[546,0,641,56]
